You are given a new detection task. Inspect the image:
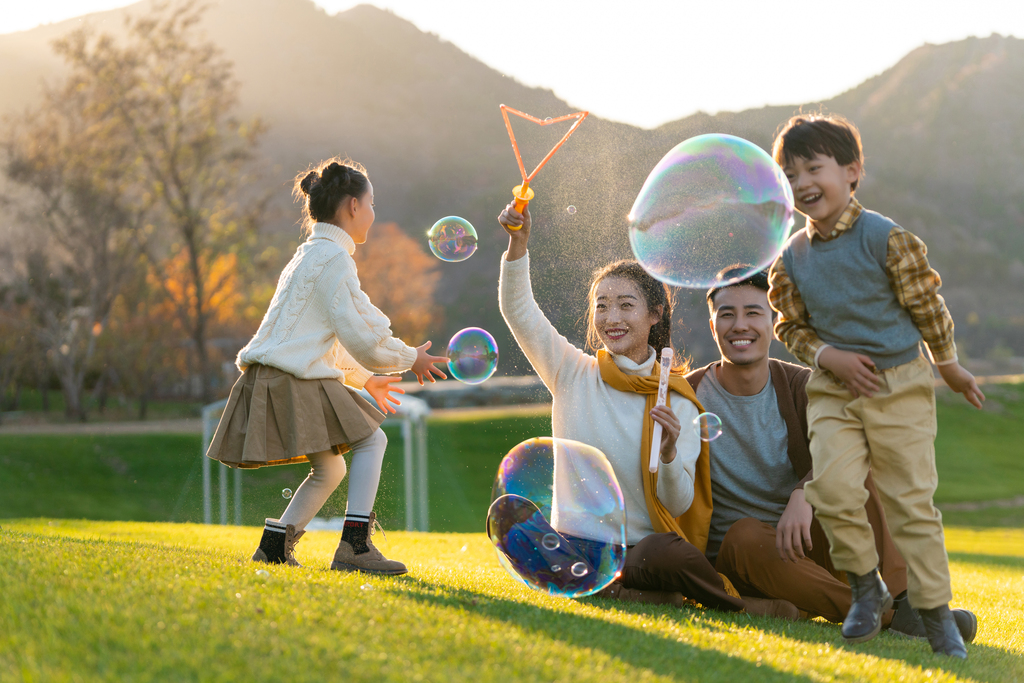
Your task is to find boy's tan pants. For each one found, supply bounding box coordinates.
[804,354,952,609]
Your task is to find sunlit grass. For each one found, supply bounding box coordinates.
[2,520,1021,682]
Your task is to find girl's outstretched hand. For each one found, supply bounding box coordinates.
[498,202,531,261]
[364,375,404,414]
[411,341,448,385]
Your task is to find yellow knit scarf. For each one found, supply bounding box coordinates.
[597,349,715,552]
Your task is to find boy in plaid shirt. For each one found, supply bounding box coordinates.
[768,114,984,658]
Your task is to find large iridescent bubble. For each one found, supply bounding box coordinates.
[446,327,498,385]
[428,216,478,262]
[487,437,626,598]
[628,134,794,289]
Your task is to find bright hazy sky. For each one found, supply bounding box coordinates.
[5,1,1023,128]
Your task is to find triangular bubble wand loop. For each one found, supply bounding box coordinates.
[500,104,588,229]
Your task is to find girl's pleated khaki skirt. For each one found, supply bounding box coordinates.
[206,364,385,469]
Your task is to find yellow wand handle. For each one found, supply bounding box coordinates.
[509,183,535,230]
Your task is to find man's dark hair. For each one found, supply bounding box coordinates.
[772,113,864,191]
[706,264,770,307]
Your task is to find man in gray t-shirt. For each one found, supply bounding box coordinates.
[697,364,799,562]
[684,266,976,641]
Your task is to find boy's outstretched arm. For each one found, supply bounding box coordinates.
[885,227,984,409]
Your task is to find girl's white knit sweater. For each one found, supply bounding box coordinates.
[237,222,418,388]
[499,252,700,545]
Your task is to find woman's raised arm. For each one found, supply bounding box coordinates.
[498,203,586,390]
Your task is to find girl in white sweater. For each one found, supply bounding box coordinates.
[497,202,747,612]
[207,158,447,575]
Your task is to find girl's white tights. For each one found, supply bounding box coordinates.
[279,428,387,530]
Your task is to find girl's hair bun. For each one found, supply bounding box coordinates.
[299,170,320,196]
[292,157,370,236]
[321,162,351,188]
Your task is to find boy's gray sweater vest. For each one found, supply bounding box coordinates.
[780,209,922,369]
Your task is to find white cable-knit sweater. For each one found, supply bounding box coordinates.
[499,252,700,544]
[237,222,418,388]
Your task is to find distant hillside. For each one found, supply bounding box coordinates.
[2,1,1021,369]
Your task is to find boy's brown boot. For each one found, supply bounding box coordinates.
[595,582,685,607]
[252,519,304,567]
[330,512,407,576]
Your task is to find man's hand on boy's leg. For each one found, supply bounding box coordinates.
[819,347,881,397]
[937,362,985,409]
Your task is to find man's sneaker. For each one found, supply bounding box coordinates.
[742,596,800,621]
[330,512,407,576]
[888,593,977,643]
[595,582,685,607]
[252,519,304,567]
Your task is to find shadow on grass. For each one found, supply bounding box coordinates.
[947,551,1024,570]
[747,616,1020,683]
[394,576,1023,683]
[392,577,816,682]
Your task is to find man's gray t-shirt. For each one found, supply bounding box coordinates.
[696,368,799,562]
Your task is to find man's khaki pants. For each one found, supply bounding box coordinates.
[804,354,952,609]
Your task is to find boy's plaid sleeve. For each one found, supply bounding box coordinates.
[885,227,957,364]
[768,256,825,368]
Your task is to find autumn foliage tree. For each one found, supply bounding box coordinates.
[352,222,443,346]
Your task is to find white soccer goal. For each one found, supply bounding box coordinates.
[200,391,431,531]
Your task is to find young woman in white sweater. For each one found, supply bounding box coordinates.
[207,158,447,575]
[497,202,792,615]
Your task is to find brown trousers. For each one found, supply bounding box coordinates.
[621,533,745,612]
[714,473,908,623]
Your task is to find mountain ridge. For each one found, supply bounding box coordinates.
[1,0,1021,367]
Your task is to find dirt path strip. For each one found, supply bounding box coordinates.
[0,419,204,435]
[941,496,1024,511]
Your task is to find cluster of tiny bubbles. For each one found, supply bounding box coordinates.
[627,133,795,289]
[566,205,577,215]
[281,488,293,499]
[486,437,627,598]
[693,412,723,442]
[427,216,478,262]
[446,327,498,385]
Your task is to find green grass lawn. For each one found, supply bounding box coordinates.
[0,413,551,532]
[1,520,1021,682]
[2,384,1021,532]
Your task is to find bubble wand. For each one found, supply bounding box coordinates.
[500,104,588,228]
[649,348,674,474]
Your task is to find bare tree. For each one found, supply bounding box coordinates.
[52,1,266,403]
[2,76,147,420]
